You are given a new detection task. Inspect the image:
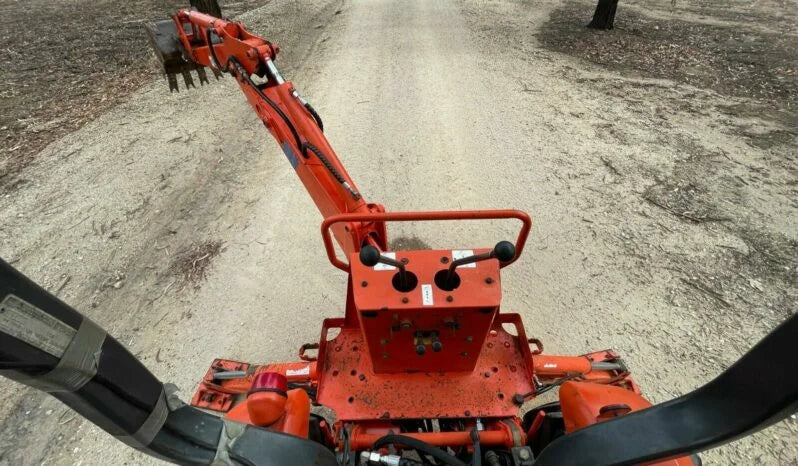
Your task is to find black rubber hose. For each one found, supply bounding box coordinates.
[470,429,481,466]
[228,58,304,153]
[398,459,427,466]
[206,28,230,73]
[373,434,468,466]
[304,102,324,132]
[302,142,344,181]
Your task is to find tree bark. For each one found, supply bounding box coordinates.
[190,0,223,18]
[588,0,619,30]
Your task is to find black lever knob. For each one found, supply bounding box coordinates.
[359,245,382,267]
[359,245,412,290]
[444,240,516,288]
[359,245,405,271]
[492,241,516,263]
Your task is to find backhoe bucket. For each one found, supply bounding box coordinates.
[144,19,220,92]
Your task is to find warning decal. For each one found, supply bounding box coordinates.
[421,284,434,306]
[0,294,75,358]
[286,366,311,376]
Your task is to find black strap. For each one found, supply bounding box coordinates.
[533,314,798,465]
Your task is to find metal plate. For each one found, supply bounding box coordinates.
[317,322,533,421]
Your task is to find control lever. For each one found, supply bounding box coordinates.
[360,245,409,289]
[444,241,515,288]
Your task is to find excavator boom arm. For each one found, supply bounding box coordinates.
[149,9,387,255]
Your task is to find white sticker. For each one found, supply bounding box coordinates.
[373,252,397,271]
[286,366,311,376]
[452,250,477,268]
[421,284,434,306]
[0,294,75,358]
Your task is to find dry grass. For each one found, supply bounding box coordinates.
[170,240,223,286]
[0,0,270,191]
[538,3,798,111]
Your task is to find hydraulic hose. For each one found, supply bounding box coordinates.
[373,434,468,466]
[470,428,481,466]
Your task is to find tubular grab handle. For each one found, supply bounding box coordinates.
[320,209,532,272]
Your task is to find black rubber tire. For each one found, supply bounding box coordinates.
[190,0,222,17]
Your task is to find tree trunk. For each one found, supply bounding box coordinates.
[190,0,223,17]
[588,0,619,30]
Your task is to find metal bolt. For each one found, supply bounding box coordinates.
[401,257,409,264]
[504,341,511,348]
[464,410,471,417]
[446,295,454,302]
[519,449,531,460]
[440,256,449,264]
[487,342,493,348]
[400,320,411,329]
[465,336,473,342]
[380,338,388,345]
[401,297,409,304]
[358,374,366,381]
[485,277,494,284]
[361,280,368,287]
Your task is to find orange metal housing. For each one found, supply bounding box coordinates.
[350,248,502,373]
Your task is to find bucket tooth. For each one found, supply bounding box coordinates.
[181,70,195,89]
[212,68,223,79]
[167,73,179,92]
[197,67,209,85]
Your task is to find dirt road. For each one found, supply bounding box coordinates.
[1,0,795,464]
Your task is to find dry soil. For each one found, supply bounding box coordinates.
[0,0,796,464]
